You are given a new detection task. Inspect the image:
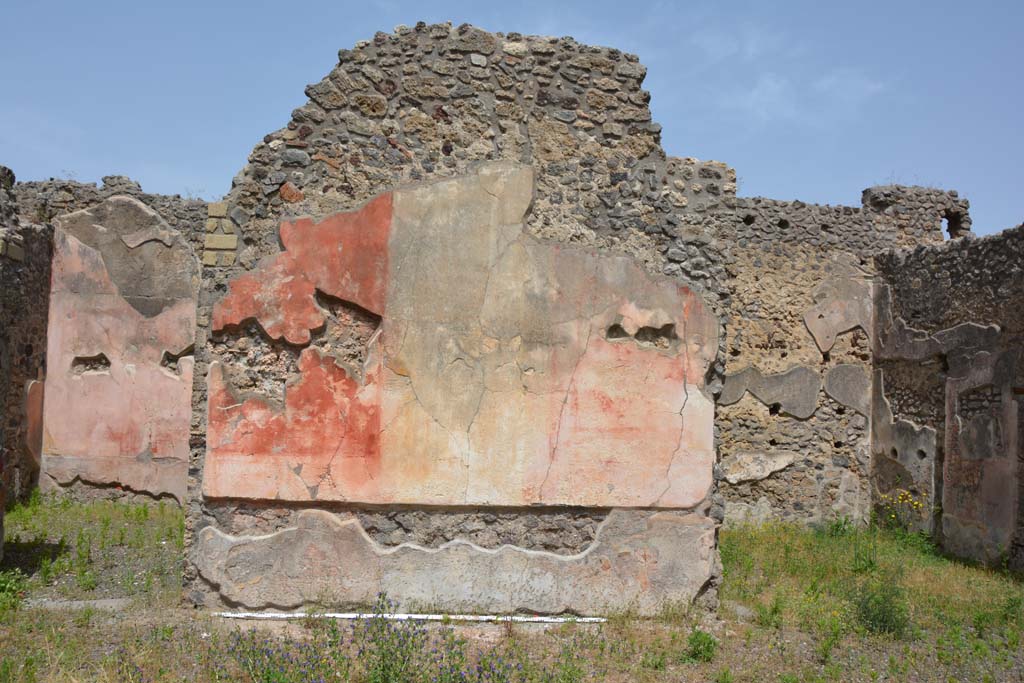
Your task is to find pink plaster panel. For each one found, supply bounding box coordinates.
[42,228,194,501]
[205,346,383,501]
[23,380,43,469]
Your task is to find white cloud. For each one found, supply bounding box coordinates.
[711,68,886,129]
[729,72,800,122]
[813,67,886,106]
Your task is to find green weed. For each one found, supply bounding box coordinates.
[714,667,735,683]
[683,627,718,663]
[0,570,25,618]
[756,594,784,630]
[854,572,909,637]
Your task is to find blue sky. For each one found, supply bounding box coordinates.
[1,0,1020,235]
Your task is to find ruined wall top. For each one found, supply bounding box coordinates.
[876,221,1023,331]
[0,166,16,225]
[201,23,732,301]
[14,176,207,257]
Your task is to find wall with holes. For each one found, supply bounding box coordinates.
[5,21,1014,606]
[695,183,969,525]
[185,23,732,616]
[179,22,1000,614]
[11,178,205,503]
[874,223,1024,566]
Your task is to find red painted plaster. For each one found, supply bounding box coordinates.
[213,194,391,345]
[205,171,716,508]
[206,346,383,501]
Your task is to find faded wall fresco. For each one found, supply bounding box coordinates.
[187,25,734,615]
[42,196,198,502]
[205,163,718,508]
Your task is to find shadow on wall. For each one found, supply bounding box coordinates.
[872,223,1024,568]
[0,165,51,511]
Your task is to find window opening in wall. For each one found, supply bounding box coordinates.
[942,210,966,239]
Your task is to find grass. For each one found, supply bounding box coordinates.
[720,519,1024,680]
[1,489,183,606]
[0,494,1022,681]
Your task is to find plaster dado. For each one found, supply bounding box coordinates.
[205,163,718,508]
[194,507,717,614]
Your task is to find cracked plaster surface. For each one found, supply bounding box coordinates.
[205,163,718,508]
[42,197,197,501]
[718,365,821,420]
[193,507,718,615]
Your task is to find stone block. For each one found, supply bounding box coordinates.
[204,234,237,251]
[207,201,228,218]
[6,241,24,261]
[721,451,797,484]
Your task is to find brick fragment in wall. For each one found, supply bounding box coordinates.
[204,234,237,251]
[207,202,228,218]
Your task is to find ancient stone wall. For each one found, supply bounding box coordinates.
[187,23,726,615]
[700,184,962,526]
[4,21,1012,604]
[15,176,208,262]
[0,166,51,517]
[13,177,205,502]
[874,224,1024,566]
